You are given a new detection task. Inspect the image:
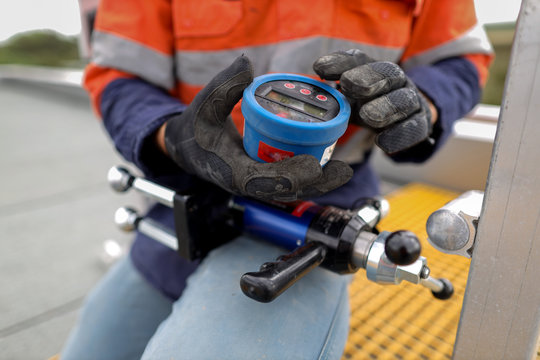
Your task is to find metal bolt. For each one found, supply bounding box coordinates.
[421,265,431,279]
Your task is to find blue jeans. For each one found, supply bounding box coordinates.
[61,236,351,360]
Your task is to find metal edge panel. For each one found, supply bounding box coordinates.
[453,0,540,359]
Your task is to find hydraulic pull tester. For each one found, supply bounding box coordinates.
[108,166,454,303]
[241,74,351,165]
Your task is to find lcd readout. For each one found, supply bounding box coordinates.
[266,90,327,118]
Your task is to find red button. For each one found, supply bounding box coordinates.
[300,89,312,95]
[316,95,328,101]
[284,83,295,89]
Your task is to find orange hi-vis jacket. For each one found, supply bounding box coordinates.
[85,0,492,146]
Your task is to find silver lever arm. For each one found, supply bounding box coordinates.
[114,207,178,251]
[107,166,175,208]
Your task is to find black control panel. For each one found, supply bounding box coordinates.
[254,80,339,123]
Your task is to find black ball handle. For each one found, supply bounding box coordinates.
[384,230,422,266]
[432,278,454,300]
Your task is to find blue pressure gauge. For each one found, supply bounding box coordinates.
[241,74,350,166]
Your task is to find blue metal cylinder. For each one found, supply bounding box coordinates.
[233,197,321,250]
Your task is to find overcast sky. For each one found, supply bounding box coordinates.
[0,0,524,43]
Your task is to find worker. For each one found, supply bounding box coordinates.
[61,1,492,359]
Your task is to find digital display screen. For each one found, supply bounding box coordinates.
[256,99,321,123]
[266,90,327,118]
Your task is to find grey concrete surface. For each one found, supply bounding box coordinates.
[0,79,141,359]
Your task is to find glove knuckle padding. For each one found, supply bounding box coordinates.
[244,177,294,200]
[341,62,407,100]
[243,155,321,198]
[370,62,405,80]
[313,49,374,81]
[242,156,353,201]
[339,61,433,155]
[376,112,431,154]
[194,68,253,150]
[387,87,420,112]
[359,88,420,128]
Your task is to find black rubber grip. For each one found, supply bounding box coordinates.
[432,278,454,300]
[240,242,327,303]
[384,230,421,266]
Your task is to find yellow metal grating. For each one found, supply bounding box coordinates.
[342,183,540,360]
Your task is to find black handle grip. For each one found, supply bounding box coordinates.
[384,230,421,266]
[240,242,327,303]
[431,278,454,300]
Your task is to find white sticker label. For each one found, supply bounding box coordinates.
[320,142,337,166]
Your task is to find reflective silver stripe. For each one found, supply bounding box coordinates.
[176,36,404,85]
[401,24,494,70]
[92,31,175,90]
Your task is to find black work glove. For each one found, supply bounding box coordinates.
[164,56,353,202]
[313,49,433,154]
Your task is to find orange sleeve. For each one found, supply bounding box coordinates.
[83,0,175,118]
[401,0,493,86]
[83,65,134,118]
[95,0,174,55]
[465,54,493,86]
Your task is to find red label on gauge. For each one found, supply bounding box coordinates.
[258,141,295,162]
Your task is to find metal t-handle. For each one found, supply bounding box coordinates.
[107,166,176,207]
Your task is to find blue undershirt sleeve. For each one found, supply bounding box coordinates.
[100,77,187,178]
[391,56,482,163]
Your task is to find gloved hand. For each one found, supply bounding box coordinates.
[313,49,434,154]
[164,55,353,202]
